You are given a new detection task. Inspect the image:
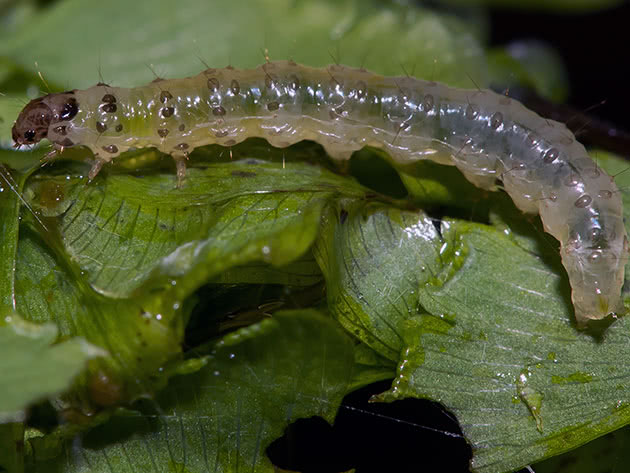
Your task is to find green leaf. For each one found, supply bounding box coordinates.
[0,422,24,473]
[10,150,369,411]
[0,157,42,317]
[27,310,357,473]
[21,151,366,298]
[533,426,630,473]
[0,0,487,96]
[315,199,459,361]
[315,153,630,473]
[0,316,103,423]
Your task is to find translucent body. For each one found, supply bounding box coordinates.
[12,61,627,326]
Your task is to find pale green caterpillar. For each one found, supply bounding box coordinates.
[12,61,628,327]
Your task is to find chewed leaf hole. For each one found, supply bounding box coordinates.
[266,380,471,472]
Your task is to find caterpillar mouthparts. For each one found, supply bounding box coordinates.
[12,61,628,327]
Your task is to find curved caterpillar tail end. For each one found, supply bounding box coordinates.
[564,235,628,329]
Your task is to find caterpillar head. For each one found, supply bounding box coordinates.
[12,92,78,147]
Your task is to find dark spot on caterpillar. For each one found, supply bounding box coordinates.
[161,107,174,118]
[207,77,220,91]
[96,121,107,133]
[60,98,78,120]
[53,125,67,136]
[526,133,539,148]
[340,209,348,224]
[288,59,297,66]
[599,190,613,199]
[422,94,434,112]
[231,170,257,178]
[60,137,74,147]
[175,143,189,150]
[213,106,226,116]
[102,94,117,104]
[267,101,280,111]
[575,194,593,208]
[101,103,117,113]
[225,139,236,146]
[102,144,118,154]
[215,130,228,138]
[465,104,478,120]
[178,124,185,131]
[157,128,170,137]
[543,148,559,163]
[115,124,123,132]
[96,82,110,87]
[226,65,234,70]
[151,77,165,84]
[160,90,173,103]
[490,112,503,129]
[230,79,240,95]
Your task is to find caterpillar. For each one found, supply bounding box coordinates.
[11,60,628,327]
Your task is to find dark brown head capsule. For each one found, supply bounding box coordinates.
[12,98,52,146]
[12,92,79,147]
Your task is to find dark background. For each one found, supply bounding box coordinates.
[268,2,630,472]
[491,1,630,157]
[491,1,628,128]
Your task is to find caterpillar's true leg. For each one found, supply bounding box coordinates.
[43,145,61,161]
[172,152,189,188]
[40,144,65,167]
[88,155,108,182]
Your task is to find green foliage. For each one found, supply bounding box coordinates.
[0,1,628,473]
[0,317,102,423]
